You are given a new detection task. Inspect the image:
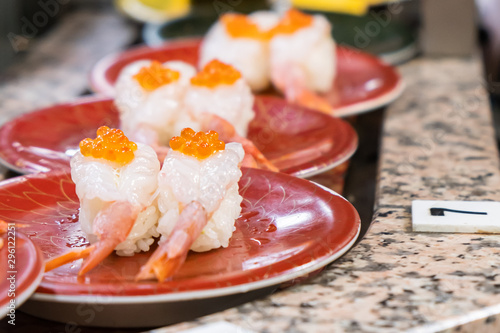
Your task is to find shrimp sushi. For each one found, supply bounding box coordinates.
[184,59,255,137]
[136,128,244,281]
[269,9,336,97]
[199,12,279,91]
[45,126,161,275]
[46,127,246,280]
[113,58,275,170]
[114,60,196,146]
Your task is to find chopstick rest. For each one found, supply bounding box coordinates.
[412,200,500,233]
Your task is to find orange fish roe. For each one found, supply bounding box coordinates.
[270,9,313,36]
[221,13,270,40]
[170,128,225,160]
[190,60,242,88]
[133,61,180,91]
[80,126,138,165]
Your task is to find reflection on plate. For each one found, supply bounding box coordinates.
[90,38,404,117]
[0,232,44,320]
[0,168,361,327]
[0,96,357,177]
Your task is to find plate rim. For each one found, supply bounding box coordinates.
[0,169,361,305]
[30,182,360,305]
[88,37,404,117]
[0,232,45,319]
[334,78,405,117]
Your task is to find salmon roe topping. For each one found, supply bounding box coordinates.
[190,60,242,88]
[133,61,180,91]
[270,9,313,35]
[170,128,225,160]
[80,126,137,165]
[221,13,270,40]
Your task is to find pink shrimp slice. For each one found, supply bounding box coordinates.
[135,201,207,282]
[199,113,279,172]
[273,64,333,115]
[45,201,140,275]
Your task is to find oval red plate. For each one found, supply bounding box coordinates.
[0,95,357,177]
[0,168,360,326]
[0,232,44,320]
[90,38,404,117]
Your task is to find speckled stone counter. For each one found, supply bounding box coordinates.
[155,56,500,333]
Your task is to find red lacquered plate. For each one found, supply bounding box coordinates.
[90,38,404,117]
[0,95,357,177]
[1,168,360,327]
[0,232,44,320]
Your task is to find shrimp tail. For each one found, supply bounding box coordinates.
[45,246,94,272]
[78,240,119,276]
[200,113,279,172]
[294,89,333,115]
[135,201,207,281]
[79,201,140,275]
[238,136,279,172]
[44,201,140,275]
[274,63,333,115]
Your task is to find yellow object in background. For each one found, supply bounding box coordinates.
[291,0,399,16]
[115,0,190,23]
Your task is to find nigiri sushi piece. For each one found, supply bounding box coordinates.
[45,126,161,275]
[183,59,255,138]
[199,11,279,91]
[136,128,244,281]
[269,9,336,113]
[115,59,276,171]
[114,60,196,147]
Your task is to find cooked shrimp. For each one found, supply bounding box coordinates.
[45,201,141,274]
[136,128,244,281]
[199,113,278,171]
[269,9,335,113]
[45,126,160,274]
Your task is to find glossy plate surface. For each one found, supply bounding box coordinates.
[0,96,357,177]
[0,232,44,320]
[90,38,404,117]
[0,169,360,326]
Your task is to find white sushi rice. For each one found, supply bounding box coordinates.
[199,11,279,92]
[71,142,161,255]
[156,142,244,252]
[183,78,255,137]
[114,60,196,146]
[269,14,336,93]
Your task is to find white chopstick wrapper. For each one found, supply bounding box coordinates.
[412,200,500,233]
[151,322,256,333]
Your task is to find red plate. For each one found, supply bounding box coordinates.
[0,232,44,320]
[0,95,357,177]
[90,38,404,117]
[1,168,360,327]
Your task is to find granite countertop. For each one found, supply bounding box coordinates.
[156,56,500,333]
